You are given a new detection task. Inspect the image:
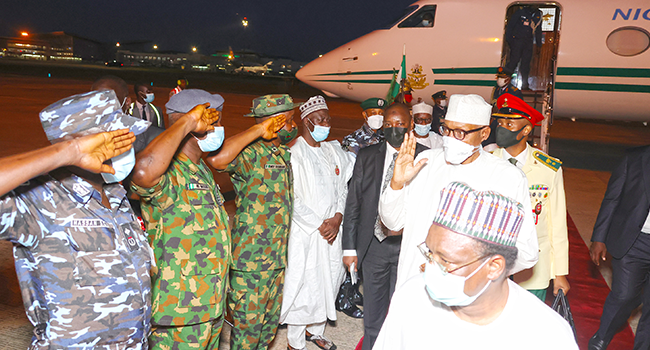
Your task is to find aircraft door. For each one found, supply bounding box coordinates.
[500,3,562,152]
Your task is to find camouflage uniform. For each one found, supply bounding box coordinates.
[341,123,384,155]
[132,153,231,349]
[0,175,152,349]
[222,139,293,350]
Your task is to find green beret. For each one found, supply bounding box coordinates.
[360,97,386,111]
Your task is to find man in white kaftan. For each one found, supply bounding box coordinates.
[280,96,353,350]
[379,94,538,289]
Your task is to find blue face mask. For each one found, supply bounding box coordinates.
[144,93,155,103]
[101,148,135,184]
[195,126,225,152]
[308,118,330,142]
[414,123,431,136]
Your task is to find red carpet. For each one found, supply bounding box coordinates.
[558,214,636,349]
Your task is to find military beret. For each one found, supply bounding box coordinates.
[431,90,447,100]
[496,66,515,77]
[360,97,386,111]
[39,90,150,143]
[166,89,224,114]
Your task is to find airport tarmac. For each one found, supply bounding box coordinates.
[0,74,648,349]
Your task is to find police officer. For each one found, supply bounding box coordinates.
[492,93,570,301]
[505,6,542,90]
[430,90,447,135]
[341,97,386,156]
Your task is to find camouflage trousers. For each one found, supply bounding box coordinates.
[149,318,224,350]
[228,268,285,350]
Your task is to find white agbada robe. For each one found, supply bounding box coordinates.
[415,131,443,149]
[379,148,539,288]
[280,137,354,325]
[373,277,579,350]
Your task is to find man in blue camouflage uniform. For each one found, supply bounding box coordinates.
[0,90,153,349]
[341,98,386,156]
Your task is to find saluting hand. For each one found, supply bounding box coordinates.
[390,132,428,190]
[186,103,220,134]
[259,114,287,140]
[72,129,135,174]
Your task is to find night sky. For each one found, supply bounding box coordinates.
[1,0,416,62]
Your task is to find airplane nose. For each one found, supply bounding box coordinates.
[296,56,341,98]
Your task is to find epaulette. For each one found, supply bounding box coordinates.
[532,150,561,171]
[511,86,519,91]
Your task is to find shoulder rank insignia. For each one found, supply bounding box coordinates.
[533,150,562,171]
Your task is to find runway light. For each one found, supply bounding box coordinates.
[153,45,158,49]
[192,47,197,52]
[21,32,29,37]
[116,42,120,47]
[242,17,249,27]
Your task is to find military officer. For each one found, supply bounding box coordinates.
[492,93,570,301]
[341,97,386,155]
[430,90,447,135]
[213,94,299,350]
[491,66,523,105]
[0,90,153,349]
[131,90,286,349]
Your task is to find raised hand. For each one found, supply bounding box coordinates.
[185,103,220,134]
[390,132,428,190]
[73,129,135,174]
[259,114,287,140]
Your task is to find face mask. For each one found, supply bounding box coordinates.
[439,100,447,107]
[144,93,155,103]
[195,126,225,152]
[442,136,479,165]
[496,78,508,88]
[278,126,298,144]
[101,148,135,184]
[367,114,384,130]
[422,20,431,26]
[308,119,330,142]
[414,123,431,137]
[495,125,526,148]
[423,257,492,307]
[120,96,128,113]
[384,127,408,148]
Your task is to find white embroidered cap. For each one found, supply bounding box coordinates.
[412,102,433,115]
[445,94,491,126]
[299,95,328,119]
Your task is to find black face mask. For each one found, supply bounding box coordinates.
[495,125,526,148]
[384,127,408,148]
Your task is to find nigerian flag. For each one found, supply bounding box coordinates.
[387,45,406,104]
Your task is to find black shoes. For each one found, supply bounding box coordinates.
[588,333,610,350]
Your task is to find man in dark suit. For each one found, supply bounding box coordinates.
[342,103,428,350]
[129,82,165,129]
[589,145,650,350]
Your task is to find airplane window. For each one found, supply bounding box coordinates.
[606,27,650,56]
[398,5,437,28]
[381,5,417,29]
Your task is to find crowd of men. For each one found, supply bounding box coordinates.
[0,68,646,350]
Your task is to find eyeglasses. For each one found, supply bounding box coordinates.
[418,242,489,275]
[439,124,485,141]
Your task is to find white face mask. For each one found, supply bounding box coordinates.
[496,77,508,88]
[101,148,136,183]
[442,136,480,165]
[414,123,431,136]
[439,100,447,107]
[423,257,492,307]
[366,114,384,130]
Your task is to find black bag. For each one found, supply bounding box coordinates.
[551,289,578,341]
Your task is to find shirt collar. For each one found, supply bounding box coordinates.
[502,146,528,169]
[361,122,381,136]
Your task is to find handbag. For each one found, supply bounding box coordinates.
[551,289,578,341]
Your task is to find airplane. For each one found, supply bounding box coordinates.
[234,60,273,75]
[296,0,650,150]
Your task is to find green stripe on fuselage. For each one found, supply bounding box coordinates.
[557,67,650,78]
[432,67,496,74]
[313,79,392,84]
[311,70,394,76]
[433,79,495,87]
[555,82,650,93]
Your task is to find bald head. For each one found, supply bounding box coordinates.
[91,75,129,111]
[384,103,412,123]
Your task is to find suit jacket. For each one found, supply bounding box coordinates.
[342,141,428,268]
[494,146,569,289]
[129,102,165,129]
[592,145,650,259]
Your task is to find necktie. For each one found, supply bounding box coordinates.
[508,157,518,166]
[374,152,398,242]
[142,106,147,122]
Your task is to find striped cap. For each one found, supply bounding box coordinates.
[300,95,328,119]
[433,182,525,247]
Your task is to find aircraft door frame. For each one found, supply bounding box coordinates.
[501,2,563,153]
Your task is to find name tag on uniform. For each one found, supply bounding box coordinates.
[70,219,110,228]
[187,183,210,191]
[265,164,286,170]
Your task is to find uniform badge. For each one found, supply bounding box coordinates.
[120,222,141,252]
[335,165,340,176]
[533,202,542,225]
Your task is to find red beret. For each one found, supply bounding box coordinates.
[492,93,544,126]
